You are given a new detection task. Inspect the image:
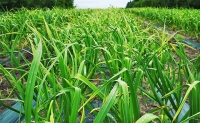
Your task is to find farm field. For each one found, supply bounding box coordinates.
[130,7,200,41]
[0,8,200,123]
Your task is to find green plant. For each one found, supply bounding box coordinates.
[0,8,199,123]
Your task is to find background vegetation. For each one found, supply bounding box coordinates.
[126,0,200,9]
[0,0,74,10]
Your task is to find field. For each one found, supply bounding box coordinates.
[130,7,200,40]
[0,8,200,123]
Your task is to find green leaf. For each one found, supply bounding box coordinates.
[136,113,161,123]
[180,112,200,123]
[75,68,127,112]
[69,87,81,123]
[117,78,131,123]
[173,81,200,122]
[24,41,42,123]
[93,83,119,123]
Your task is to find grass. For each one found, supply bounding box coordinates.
[0,8,200,122]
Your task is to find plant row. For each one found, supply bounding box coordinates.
[0,8,200,123]
[129,7,200,39]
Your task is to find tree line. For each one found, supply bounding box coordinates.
[0,0,74,10]
[126,0,200,9]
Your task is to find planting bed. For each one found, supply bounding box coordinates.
[0,8,200,123]
[1,44,199,122]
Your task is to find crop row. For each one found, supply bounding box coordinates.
[0,8,200,123]
[129,7,200,39]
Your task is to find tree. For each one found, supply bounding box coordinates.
[0,0,74,10]
[126,1,134,8]
[141,0,153,7]
[191,0,200,8]
[126,0,200,8]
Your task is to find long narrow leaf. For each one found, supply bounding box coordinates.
[94,83,119,123]
[25,41,42,123]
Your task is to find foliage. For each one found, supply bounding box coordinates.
[129,7,200,39]
[126,0,200,9]
[126,1,135,8]
[0,8,200,122]
[0,0,74,10]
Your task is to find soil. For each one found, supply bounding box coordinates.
[0,76,16,115]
